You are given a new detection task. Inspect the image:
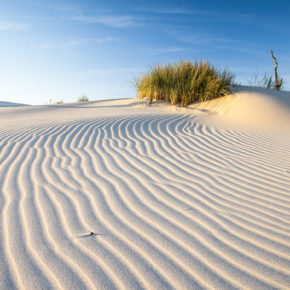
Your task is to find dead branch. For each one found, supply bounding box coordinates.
[271,50,279,90]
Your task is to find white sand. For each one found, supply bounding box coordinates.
[0,86,289,289]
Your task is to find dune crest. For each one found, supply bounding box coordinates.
[190,85,290,133]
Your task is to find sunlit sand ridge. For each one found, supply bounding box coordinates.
[0,86,289,289]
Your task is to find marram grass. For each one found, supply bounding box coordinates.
[135,61,234,106]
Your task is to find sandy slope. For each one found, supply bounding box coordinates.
[0,87,289,289]
[0,101,28,107]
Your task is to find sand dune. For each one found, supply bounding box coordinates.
[190,85,290,133]
[0,87,289,289]
[0,101,29,107]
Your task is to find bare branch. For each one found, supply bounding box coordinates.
[270,50,278,68]
[270,50,280,90]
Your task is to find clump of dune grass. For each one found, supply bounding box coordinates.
[135,61,234,106]
[78,96,89,102]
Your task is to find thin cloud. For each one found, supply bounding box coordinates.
[73,15,137,28]
[175,33,267,57]
[36,37,117,50]
[175,34,234,45]
[48,3,80,13]
[211,43,269,57]
[63,68,143,78]
[0,22,30,31]
[85,68,141,75]
[61,37,117,49]
[138,6,255,26]
[149,47,189,55]
[139,7,193,15]
[138,6,224,17]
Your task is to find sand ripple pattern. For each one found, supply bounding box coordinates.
[0,114,289,289]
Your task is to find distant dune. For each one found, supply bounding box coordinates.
[0,86,289,289]
[0,101,29,107]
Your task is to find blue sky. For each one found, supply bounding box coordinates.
[0,0,289,104]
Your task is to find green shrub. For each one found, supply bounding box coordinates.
[135,60,234,106]
[78,96,89,102]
